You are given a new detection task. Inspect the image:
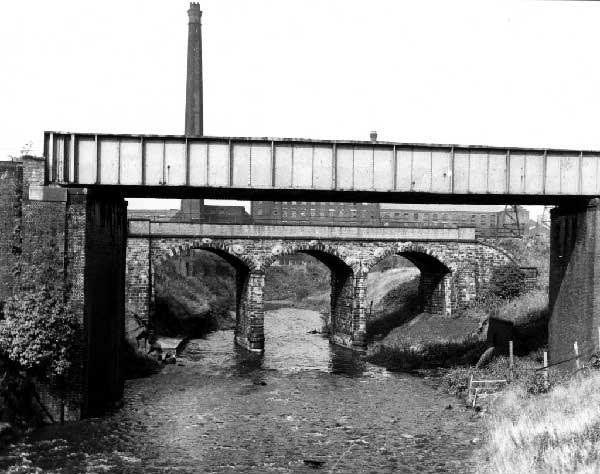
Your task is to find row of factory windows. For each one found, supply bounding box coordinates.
[380,212,499,225]
[256,208,375,218]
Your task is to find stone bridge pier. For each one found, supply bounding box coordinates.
[126,223,515,353]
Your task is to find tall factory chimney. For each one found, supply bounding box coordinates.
[185,2,203,136]
[182,2,204,220]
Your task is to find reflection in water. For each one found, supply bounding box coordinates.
[183,308,373,377]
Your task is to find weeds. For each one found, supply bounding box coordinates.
[477,371,600,474]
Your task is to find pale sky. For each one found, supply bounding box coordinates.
[2,0,599,218]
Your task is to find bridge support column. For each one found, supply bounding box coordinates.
[549,199,600,367]
[235,271,265,352]
[420,271,452,316]
[351,273,368,347]
[125,226,152,341]
[330,266,367,349]
[23,188,127,420]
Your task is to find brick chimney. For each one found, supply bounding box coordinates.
[183,3,205,220]
[185,2,203,136]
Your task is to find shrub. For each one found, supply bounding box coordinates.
[487,264,527,300]
[0,285,80,380]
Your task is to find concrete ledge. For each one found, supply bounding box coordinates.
[28,185,67,202]
[128,221,476,241]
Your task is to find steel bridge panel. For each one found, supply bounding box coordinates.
[487,151,506,194]
[232,143,250,187]
[165,142,186,186]
[524,152,544,194]
[144,141,164,185]
[353,147,373,190]
[336,147,354,189]
[582,155,599,195]
[119,139,143,185]
[250,143,272,188]
[509,153,525,194]
[313,146,333,189]
[189,142,208,186]
[292,146,313,188]
[373,148,394,191]
[468,151,488,194]
[99,139,120,184]
[453,151,470,193]
[412,149,432,192]
[77,137,97,184]
[395,149,412,191]
[207,143,229,186]
[274,145,292,187]
[561,154,579,195]
[431,150,451,193]
[545,153,561,194]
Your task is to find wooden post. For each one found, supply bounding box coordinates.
[543,351,549,390]
[574,341,580,373]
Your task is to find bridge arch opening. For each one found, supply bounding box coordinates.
[263,246,358,348]
[150,244,255,348]
[365,247,452,339]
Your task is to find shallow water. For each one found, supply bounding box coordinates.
[0,308,482,473]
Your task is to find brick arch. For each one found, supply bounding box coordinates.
[262,240,356,273]
[475,241,518,265]
[365,242,455,275]
[153,239,260,272]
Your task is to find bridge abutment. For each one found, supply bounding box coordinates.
[18,187,127,420]
[549,200,600,367]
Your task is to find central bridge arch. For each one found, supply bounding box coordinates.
[263,242,360,348]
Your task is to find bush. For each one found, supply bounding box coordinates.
[0,285,80,380]
[487,264,527,300]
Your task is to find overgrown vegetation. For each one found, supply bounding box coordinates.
[264,258,330,303]
[0,232,81,383]
[0,227,82,431]
[153,252,237,337]
[476,371,600,474]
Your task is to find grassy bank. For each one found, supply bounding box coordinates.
[476,371,600,474]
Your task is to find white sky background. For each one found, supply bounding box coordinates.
[3,1,600,218]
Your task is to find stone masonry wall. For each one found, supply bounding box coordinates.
[127,235,513,351]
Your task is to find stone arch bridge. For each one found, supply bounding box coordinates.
[127,221,514,351]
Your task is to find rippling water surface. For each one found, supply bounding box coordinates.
[0,308,483,473]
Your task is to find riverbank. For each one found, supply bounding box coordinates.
[0,308,484,473]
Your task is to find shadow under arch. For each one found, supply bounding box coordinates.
[153,241,257,343]
[366,244,453,317]
[263,243,359,347]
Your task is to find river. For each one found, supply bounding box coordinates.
[0,308,483,473]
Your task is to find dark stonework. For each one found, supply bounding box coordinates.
[549,200,600,367]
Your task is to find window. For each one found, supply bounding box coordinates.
[414,213,419,219]
[257,209,263,216]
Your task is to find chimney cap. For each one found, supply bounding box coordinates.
[188,2,202,22]
[369,131,378,142]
